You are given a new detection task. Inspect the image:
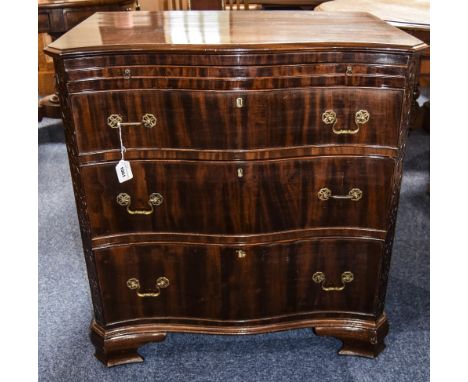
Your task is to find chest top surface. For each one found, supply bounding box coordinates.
[45,10,426,56]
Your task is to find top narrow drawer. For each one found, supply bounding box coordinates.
[70,87,403,154]
[66,62,407,90]
[63,51,409,70]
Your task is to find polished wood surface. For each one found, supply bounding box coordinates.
[95,239,384,324]
[315,0,429,31]
[70,88,403,153]
[45,11,425,55]
[46,11,425,366]
[82,157,394,236]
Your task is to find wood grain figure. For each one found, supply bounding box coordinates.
[45,11,426,366]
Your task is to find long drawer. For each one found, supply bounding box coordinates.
[82,156,394,237]
[70,87,403,153]
[95,238,383,324]
[67,62,406,81]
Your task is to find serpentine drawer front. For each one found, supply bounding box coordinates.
[70,87,403,153]
[65,62,408,81]
[45,10,426,366]
[82,157,393,237]
[95,239,383,325]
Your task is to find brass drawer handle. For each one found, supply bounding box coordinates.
[116,192,163,215]
[312,271,354,292]
[127,277,169,298]
[322,109,370,135]
[107,113,157,128]
[317,187,362,201]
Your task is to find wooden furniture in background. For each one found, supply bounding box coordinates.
[315,0,430,129]
[45,10,425,367]
[190,0,223,10]
[138,0,191,10]
[189,0,326,10]
[38,0,135,120]
[38,33,55,96]
[242,0,326,9]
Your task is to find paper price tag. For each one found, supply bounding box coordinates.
[115,160,133,183]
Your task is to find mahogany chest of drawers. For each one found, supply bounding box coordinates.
[45,10,426,367]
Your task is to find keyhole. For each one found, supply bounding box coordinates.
[236,250,247,258]
[237,168,243,178]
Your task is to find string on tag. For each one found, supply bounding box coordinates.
[115,121,133,183]
[118,122,126,161]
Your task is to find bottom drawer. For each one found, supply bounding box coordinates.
[94,239,384,325]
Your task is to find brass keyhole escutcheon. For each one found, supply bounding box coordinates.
[236,249,247,258]
[123,68,131,79]
[237,168,244,178]
[346,66,353,76]
[236,97,244,108]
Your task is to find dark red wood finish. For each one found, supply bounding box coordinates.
[82,157,394,236]
[71,88,403,152]
[95,239,384,324]
[45,11,426,367]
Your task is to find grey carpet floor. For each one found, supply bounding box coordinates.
[39,122,429,382]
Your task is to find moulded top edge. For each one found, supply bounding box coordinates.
[44,11,428,58]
